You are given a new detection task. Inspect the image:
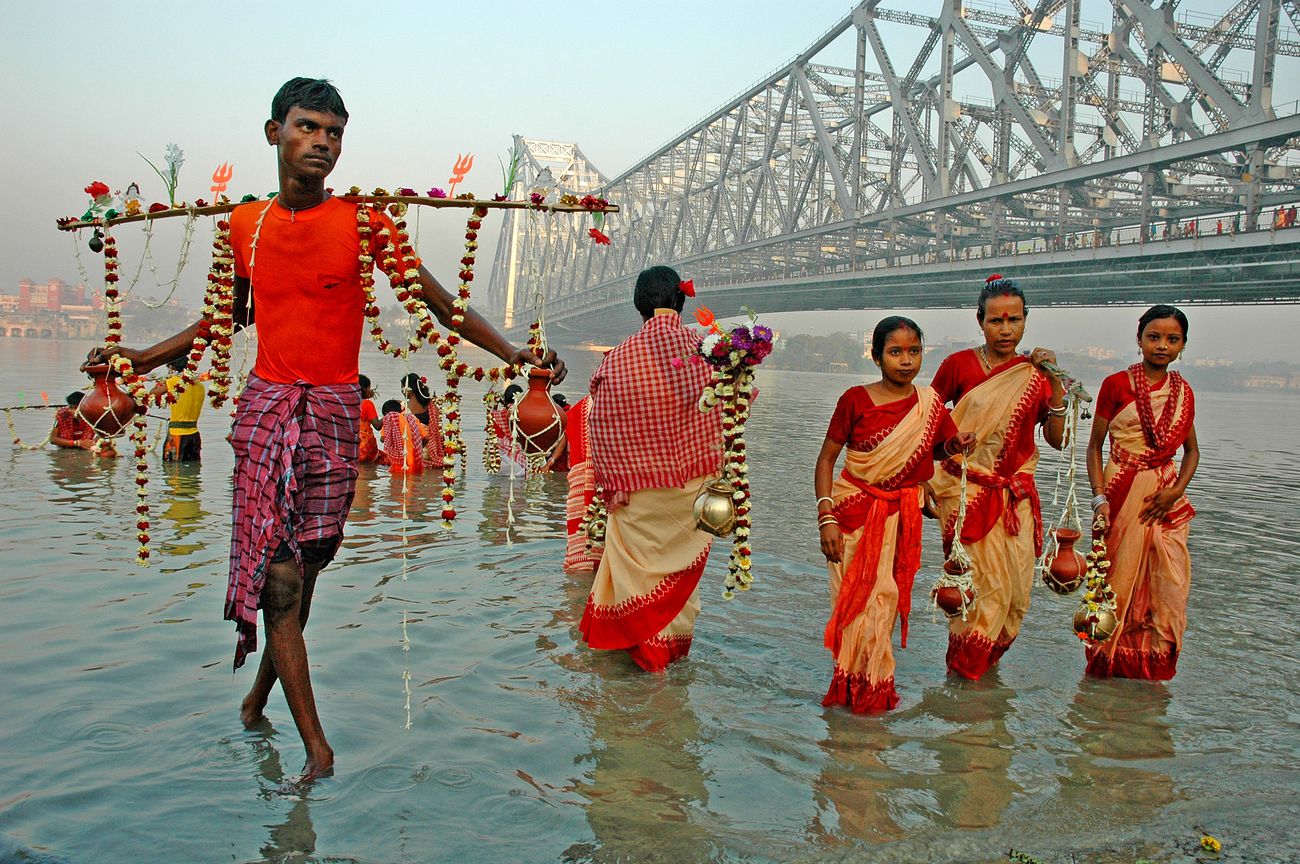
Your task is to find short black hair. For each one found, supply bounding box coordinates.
[381,399,402,415]
[871,316,924,362]
[66,391,85,407]
[271,78,348,125]
[401,372,431,405]
[552,393,569,409]
[633,265,684,318]
[502,384,523,406]
[358,373,371,390]
[168,356,187,372]
[1137,304,1189,340]
[977,275,1028,323]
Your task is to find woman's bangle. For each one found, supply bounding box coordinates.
[1046,402,1067,417]
[1090,494,1108,511]
[816,496,834,508]
[818,516,839,528]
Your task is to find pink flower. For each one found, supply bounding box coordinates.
[428,187,447,198]
[669,357,684,369]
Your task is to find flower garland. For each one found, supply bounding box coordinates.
[692,305,773,597]
[482,389,502,474]
[358,192,441,358]
[431,205,518,524]
[5,407,54,451]
[1073,532,1118,642]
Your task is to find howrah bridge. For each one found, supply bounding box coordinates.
[484,0,1300,339]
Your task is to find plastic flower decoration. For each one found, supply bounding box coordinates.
[588,227,611,245]
[141,143,185,206]
[1200,835,1222,854]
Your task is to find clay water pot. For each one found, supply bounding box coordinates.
[1072,603,1119,642]
[933,559,977,618]
[513,368,566,455]
[77,363,141,437]
[1042,528,1087,594]
[693,478,737,537]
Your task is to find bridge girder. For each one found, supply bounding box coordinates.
[488,0,1300,332]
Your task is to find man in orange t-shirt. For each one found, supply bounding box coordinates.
[87,77,564,781]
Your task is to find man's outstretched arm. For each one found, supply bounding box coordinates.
[414,265,566,384]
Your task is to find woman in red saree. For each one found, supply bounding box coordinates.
[1086,305,1198,679]
[929,276,1067,680]
[815,317,972,713]
[560,395,602,573]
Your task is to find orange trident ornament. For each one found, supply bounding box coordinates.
[447,153,474,198]
[209,162,234,196]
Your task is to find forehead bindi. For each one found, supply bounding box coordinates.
[984,296,1024,321]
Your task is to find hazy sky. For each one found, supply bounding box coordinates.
[3,0,1296,363]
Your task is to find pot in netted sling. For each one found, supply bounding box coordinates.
[77,363,143,437]
[1042,528,1087,594]
[933,559,978,619]
[513,368,566,455]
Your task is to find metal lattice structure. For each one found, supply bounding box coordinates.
[489,0,1300,336]
[483,137,607,328]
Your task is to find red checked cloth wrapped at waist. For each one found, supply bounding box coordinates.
[588,311,722,495]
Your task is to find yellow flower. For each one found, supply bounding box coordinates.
[1200,835,1221,853]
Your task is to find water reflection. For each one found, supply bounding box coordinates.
[565,676,715,863]
[158,464,209,557]
[917,677,1020,830]
[1058,679,1175,820]
[810,714,908,844]
[236,731,319,864]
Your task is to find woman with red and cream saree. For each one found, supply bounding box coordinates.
[929,278,1066,680]
[816,317,967,712]
[1085,305,1198,680]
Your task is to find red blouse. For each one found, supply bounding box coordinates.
[826,386,957,486]
[1094,370,1167,423]
[931,349,1051,465]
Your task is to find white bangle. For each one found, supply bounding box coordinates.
[816,496,834,508]
[1046,403,1067,417]
[1091,494,1108,510]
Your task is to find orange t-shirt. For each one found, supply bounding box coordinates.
[230,197,415,385]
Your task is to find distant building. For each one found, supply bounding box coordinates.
[1081,345,1117,360]
[1191,357,1234,368]
[1,278,102,339]
[1242,375,1290,389]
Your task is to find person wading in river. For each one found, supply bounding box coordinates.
[84,77,562,780]
[927,275,1066,681]
[577,266,722,672]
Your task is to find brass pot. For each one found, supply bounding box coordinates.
[693,478,737,537]
[1072,603,1119,642]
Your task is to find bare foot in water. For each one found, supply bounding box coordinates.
[300,748,335,783]
[240,693,269,728]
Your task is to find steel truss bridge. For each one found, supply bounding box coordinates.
[485,0,1300,338]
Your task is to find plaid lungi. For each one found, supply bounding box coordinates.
[226,374,361,669]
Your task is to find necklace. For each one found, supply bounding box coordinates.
[977,345,992,372]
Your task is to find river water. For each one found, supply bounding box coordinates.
[1,338,1297,863]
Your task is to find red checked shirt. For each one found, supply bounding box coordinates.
[588,310,723,495]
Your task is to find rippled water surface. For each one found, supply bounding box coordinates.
[2,339,1298,863]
